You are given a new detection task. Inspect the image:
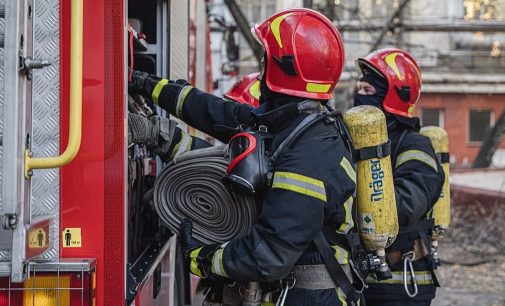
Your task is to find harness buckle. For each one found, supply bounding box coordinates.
[376,144,383,158]
[276,272,296,306]
[258,125,268,133]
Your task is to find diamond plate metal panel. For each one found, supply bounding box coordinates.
[0,0,6,261]
[30,0,60,261]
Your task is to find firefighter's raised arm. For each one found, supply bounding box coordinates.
[129,71,256,143]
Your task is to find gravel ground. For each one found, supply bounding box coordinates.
[432,241,505,306]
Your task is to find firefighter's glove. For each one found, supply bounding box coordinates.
[179,219,220,279]
[128,70,162,98]
[128,113,177,155]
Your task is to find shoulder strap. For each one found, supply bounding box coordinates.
[327,111,355,159]
[313,232,360,304]
[269,112,323,164]
[393,129,409,162]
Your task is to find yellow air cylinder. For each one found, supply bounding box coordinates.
[343,105,399,256]
[420,126,451,241]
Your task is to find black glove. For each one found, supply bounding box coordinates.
[128,70,162,98]
[179,219,220,279]
[179,219,202,255]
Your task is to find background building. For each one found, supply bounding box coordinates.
[208,0,505,168]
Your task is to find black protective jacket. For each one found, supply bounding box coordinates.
[151,80,356,303]
[365,118,445,303]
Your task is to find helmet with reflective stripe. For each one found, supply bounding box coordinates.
[356,48,422,118]
[252,8,345,100]
[224,73,261,107]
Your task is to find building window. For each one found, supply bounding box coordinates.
[469,110,492,143]
[464,0,499,20]
[421,109,444,128]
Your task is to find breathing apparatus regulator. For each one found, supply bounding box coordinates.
[222,112,325,196]
[222,125,272,195]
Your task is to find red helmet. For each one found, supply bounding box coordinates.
[356,48,422,118]
[252,9,345,100]
[224,73,261,107]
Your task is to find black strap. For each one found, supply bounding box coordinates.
[313,232,360,304]
[437,152,449,164]
[398,219,435,235]
[431,269,441,288]
[322,226,361,251]
[269,112,323,164]
[393,129,409,161]
[333,113,355,160]
[355,140,391,161]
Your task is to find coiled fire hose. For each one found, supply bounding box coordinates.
[153,146,257,244]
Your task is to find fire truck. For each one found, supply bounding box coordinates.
[0,0,212,305]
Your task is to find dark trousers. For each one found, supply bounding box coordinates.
[365,299,432,306]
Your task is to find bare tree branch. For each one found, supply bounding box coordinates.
[223,0,263,66]
[473,110,505,168]
[370,0,412,52]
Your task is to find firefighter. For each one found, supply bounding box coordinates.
[130,8,360,305]
[354,49,445,306]
[223,72,261,107]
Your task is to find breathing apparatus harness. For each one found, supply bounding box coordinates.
[222,103,371,305]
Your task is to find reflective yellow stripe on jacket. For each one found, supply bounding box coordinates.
[396,149,438,172]
[340,156,356,183]
[189,247,204,278]
[337,196,354,234]
[332,245,349,265]
[175,85,193,118]
[169,129,193,160]
[151,78,193,119]
[151,78,169,105]
[211,248,228,277]
[272,171,327,202]
[366,270,434,285]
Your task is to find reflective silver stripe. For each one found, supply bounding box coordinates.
[336,287,348,306]
[396,149,438,172]
[340,156,356,183]
[366,270,433,285]
[337,196,354,234]
[175,85,193,118]
[272,171,327,202]
[175,129,192,158]
[332,245,349,265]
[211,248,228,277]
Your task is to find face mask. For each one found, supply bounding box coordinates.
[354,72,388,108]
[353,93,384,108]
[222,126,271,195]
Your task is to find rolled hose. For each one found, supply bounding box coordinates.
[153,146,257,244]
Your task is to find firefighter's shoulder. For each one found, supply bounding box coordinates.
[396,130,439,172]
